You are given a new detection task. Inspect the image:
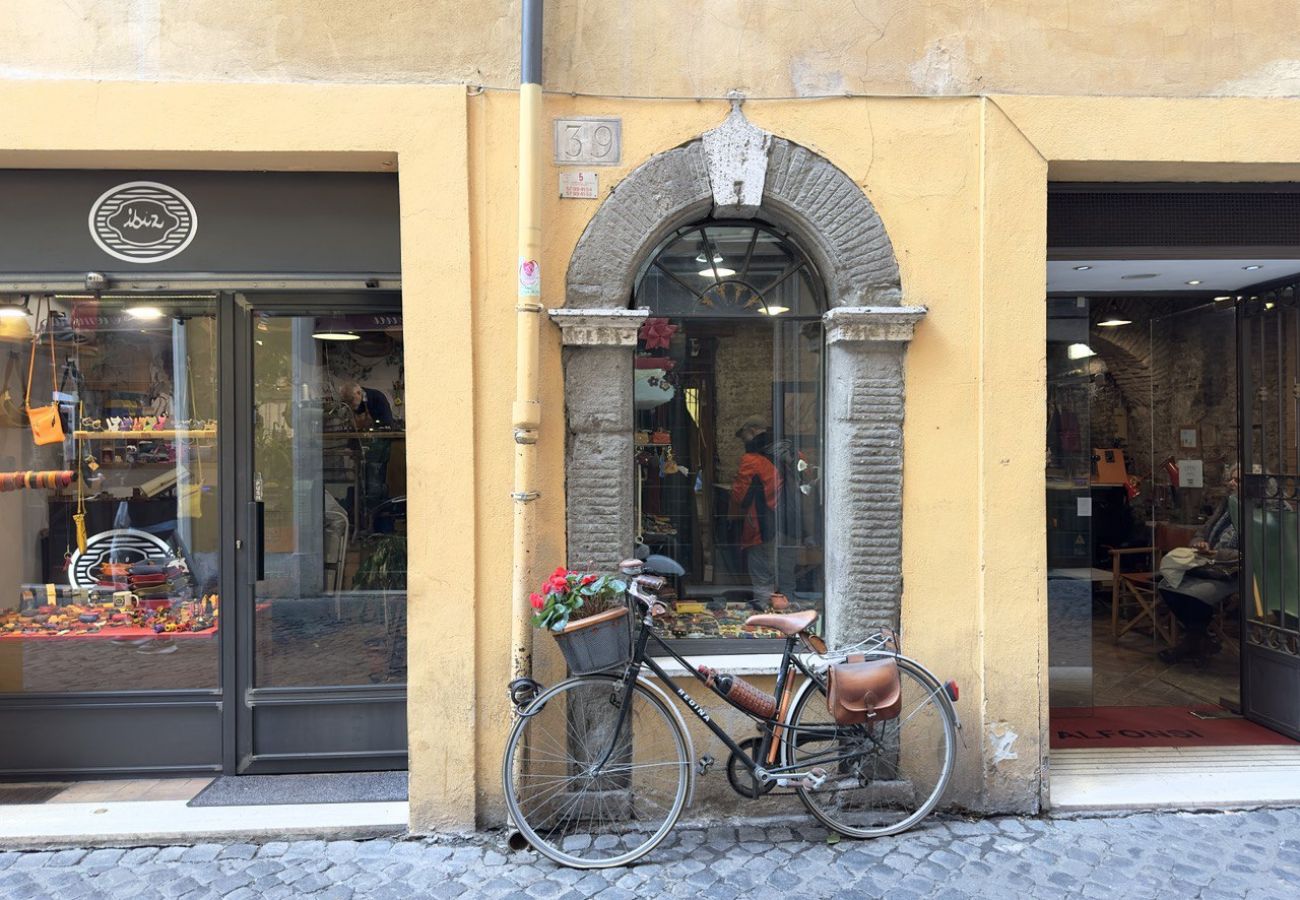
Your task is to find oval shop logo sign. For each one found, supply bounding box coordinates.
[88,181,198,263]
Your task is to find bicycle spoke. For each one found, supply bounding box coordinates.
[504,675,688,867]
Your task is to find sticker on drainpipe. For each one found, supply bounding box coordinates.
[519,258,540,297]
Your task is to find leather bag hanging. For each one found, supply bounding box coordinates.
[25,297,64,446]
[826,654,903,725]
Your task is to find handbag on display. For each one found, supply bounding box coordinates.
[25,298,65,446]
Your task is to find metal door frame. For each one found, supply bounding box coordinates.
[226,290,408,775]
[1237,294,1300,741]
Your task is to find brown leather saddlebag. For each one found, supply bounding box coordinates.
[827,656,902,725]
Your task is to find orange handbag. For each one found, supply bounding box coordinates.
[25,299,64,446]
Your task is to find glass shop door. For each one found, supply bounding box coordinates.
[1046,297,1096,715]
[1237,295,1300,741]
[230,293,408,773]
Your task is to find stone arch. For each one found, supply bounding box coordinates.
[552,106,923,644]
[564,107,902,311]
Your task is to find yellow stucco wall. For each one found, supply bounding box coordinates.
[0,79,478,829]
[7,75,1300,830]
[7,1,1300,99]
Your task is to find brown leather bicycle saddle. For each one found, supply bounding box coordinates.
[745,609,817,636]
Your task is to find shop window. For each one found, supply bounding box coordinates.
[0,295,221,692]
[631,222,825,649]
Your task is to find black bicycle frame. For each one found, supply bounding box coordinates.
[599,614,862,780]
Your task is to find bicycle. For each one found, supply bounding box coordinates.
[503,561,961,868]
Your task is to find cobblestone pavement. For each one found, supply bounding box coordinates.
[2,808,1299,899]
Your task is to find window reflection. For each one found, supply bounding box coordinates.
[632,223,826,646]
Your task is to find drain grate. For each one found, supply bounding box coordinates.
[0,785,66,804]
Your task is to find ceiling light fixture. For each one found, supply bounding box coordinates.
[1120,273,1160,280]
[699,266,736,277]
[311,330,360,341]
[1185,280,1202,286]
[1214,296,1232,301]
[1097,318,1132,327]
[0,296,29,318]
[126,306,164,320]
[1266,302,1276,310]
[760,305,790,316]
[694,251,724,265]
[1072,265,1093,271]
[1243,265,1263,271]
[1067,343,1096,360]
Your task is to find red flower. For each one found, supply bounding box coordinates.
[530,592,545,610]
[638,318,678,351]
[581,575,598,586]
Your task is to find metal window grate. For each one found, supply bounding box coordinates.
[1049,192,1300,248]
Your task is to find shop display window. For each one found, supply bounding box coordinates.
[631,222,825,649]
[0,295,220,692]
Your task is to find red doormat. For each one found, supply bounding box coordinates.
[1050,706,1298,749]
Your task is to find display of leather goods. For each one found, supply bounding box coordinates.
[827,655,903,725]
[1092,447,1128,485]
[128,574,168,587]
[25,298,65,446]
[0,470,74,492]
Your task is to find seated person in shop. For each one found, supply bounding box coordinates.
[730,418,798,607]
[1156,464,1240,666]
[340,380,396,530]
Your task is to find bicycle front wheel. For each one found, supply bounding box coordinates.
[503,674,690,868]
[785,656,957,838]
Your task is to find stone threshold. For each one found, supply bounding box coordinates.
[0,799,408,850]
[1049,745,1300,812]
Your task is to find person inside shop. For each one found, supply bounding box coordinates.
[730,417,798,608]
[1156,463,1241,667]
[340,380,395,430]
[339,380,397,531]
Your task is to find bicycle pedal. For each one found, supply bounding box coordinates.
[696,753,715,776]
[777,767,828,790]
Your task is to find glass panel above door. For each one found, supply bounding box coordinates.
[250,307,407,688]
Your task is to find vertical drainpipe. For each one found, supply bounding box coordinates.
[511,0,543,689]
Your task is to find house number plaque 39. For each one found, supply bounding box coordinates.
[553,117,622,166]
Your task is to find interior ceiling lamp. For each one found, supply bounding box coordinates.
[1185,280,1202,285]
[758,304,790,316]
[1067,343,1096,359]
[0,295,29,318]
[126,306,164,320]
[1097,318,1132,327]
[694,239,726,276]
[1072,265,1093,271]
[312,317,360,341]
[1243,265,1263,271]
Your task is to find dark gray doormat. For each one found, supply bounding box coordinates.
[0,785,66,805]
[188,771,407,807]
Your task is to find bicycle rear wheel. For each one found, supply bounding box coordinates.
[784,656,956,838]
[503,674,690,868]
